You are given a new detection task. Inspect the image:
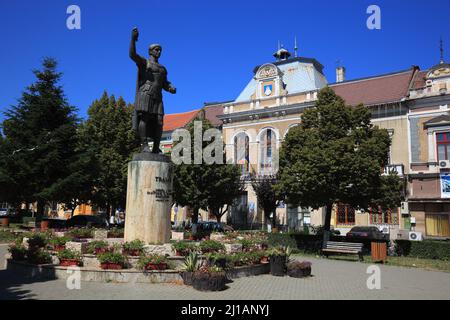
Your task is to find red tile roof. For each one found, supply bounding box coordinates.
[330,68,417,106]
[162,104,224,132]
[411,70,428,90]
[163,109,200,132]
[204,104,224,127]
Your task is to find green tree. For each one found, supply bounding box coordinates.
[78,92,139,217]
[173,118,243,225]
[0,58,79,217]
[276,87,403,243]
[251,174,281,228]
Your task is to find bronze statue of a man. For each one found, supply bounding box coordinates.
[129,27,176,153]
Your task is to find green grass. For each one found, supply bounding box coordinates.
[293,253,450,273]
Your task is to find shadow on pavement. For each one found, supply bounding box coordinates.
[0,262,58,300]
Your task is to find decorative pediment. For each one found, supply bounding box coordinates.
[427,64,450,79]
[256,64,281,80]
[424,114,450,128]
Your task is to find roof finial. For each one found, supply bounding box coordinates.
[294,36,298,58]
[440,37,445,64]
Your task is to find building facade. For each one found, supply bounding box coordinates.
[218,48,450,239]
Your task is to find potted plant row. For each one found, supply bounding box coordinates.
[172,241,197,256]
[86,240,110,255]
[50,236,70,252]
[57,249,83,267]
[98,252,127,270]
[137,254,168,270]
[122,240,145,256]
[198,240,225,254]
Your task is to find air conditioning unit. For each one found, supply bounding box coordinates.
[409,231,423,241]
[439,160,450,169]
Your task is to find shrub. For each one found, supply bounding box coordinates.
[50,236,70,247]
[27,233,48,248]
[57,249,81,260]
[0,230,19,243]
[27,249,52,265]
[8,244,27,261]
[395,240,450,261]
[108,227,124,238]
[172,241,197,255]
[86,240,110,254]
[97,252,126,266]
[137,254,168,270]
[68,228,94,239]
[199,240,225,253]
[267,234,298,250]
[123,239,145,255]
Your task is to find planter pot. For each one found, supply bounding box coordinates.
[269,255,287,277]
[287,266,311,278]
[40,220,49,231]
[181,271,194,286]
[59,259,82,267]
[192,272,227,291]
[123,249,142,256]
[94,248,110,255]
[144,263,168,271]
[1,217,10,227]
[11,253,26,261]
[260,256,269,264]
[53,245,66,252]
[100,263,123,270]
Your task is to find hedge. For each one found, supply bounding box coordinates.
[395,240,450,261]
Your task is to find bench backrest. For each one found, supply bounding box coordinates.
[324,241,363,250]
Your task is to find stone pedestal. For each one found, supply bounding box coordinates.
[124,153,173,245]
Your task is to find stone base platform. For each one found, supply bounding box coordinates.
[5,259,270,284]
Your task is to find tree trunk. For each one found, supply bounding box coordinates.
[36,200,45,221]
[322,203,333,248]
[271,209,277,228]
[192,207,199,224]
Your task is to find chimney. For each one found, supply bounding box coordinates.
[336,66,346,83]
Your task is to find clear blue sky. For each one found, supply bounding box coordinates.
[1,0,449,121]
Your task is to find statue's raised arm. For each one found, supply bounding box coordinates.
[129,27,142,64]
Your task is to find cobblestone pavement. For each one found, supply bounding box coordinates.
[1,244,449,300]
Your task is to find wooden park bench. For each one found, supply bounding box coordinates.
[322,241,364,261]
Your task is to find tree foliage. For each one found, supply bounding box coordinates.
[78,92,139,216]
[0,58,79,216]
[276,87,403,233]
[173,118,243,224]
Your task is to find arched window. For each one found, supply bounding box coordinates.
[234,132,249,174]
[259,128,277,175]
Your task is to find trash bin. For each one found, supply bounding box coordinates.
[371,241,387,263]
[1,217,9,227]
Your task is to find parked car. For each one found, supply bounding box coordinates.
[346,226,388,241]
[186,221,234,233]
[66,215,109,228]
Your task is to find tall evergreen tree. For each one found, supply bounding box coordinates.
[277,87,403,243]
[78,92,139,217]
[0,58,79,217]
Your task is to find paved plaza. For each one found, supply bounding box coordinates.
[0,244,449,300]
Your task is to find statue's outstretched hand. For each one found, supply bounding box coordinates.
[169,86,177,94]
[132,27,139,42]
